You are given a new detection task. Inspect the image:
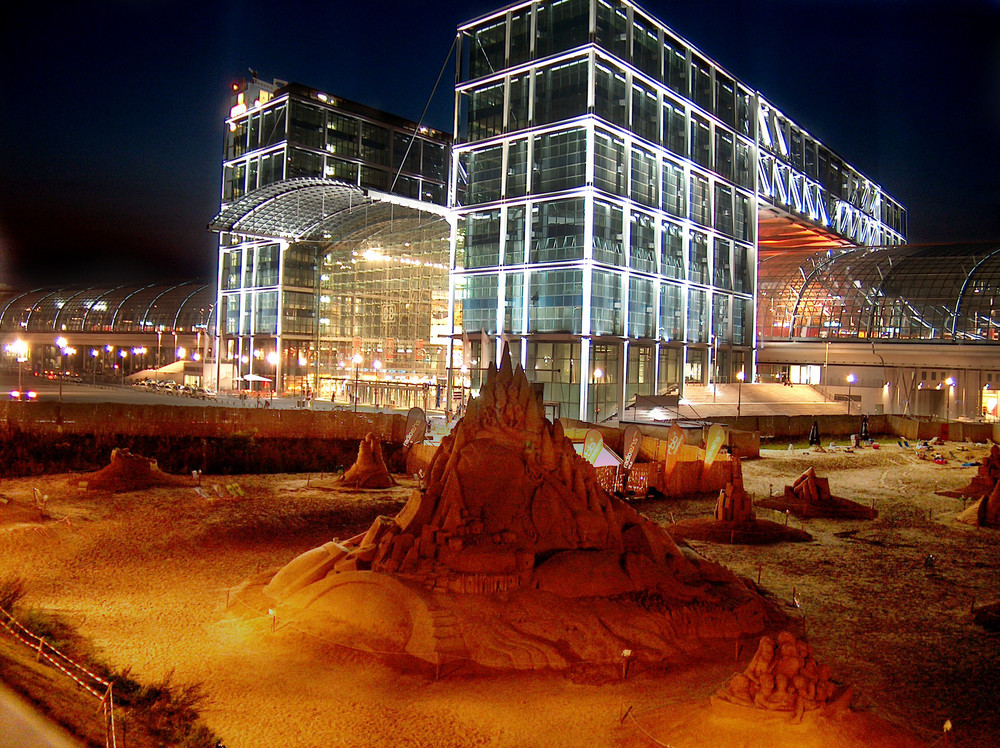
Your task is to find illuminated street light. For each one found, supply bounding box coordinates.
[8,339,28,392]
[373,359,383,409]
[846,373,856,416]
[352,353,362,413]
[593,367,604,420]
[736,369,745,417]
[119,348,128,387]
[945,376,955,425]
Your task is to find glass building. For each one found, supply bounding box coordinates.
[216,78,453,401]
[450,0,906,421]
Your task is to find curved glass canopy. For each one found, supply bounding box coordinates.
[758,243,1000,341]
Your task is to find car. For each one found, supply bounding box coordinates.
[9,389,38,402]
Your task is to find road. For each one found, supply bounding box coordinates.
[0,681,82,748]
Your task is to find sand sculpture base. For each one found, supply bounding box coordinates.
[757,467,876,520]
[81,448,191,492]
[339,433,396,489]
[263,349,778,671]
[669,518,811,545]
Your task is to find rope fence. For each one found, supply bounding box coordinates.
[0,604,117,748]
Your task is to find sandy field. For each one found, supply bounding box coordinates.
[0,442,998,747]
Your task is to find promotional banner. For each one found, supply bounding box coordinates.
[664,423,685,476]
[622,425,642,470]
[403,407,427,447]
[582,429,604,465]
[704,423,727,467]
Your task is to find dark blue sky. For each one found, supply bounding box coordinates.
[1,0,998,287]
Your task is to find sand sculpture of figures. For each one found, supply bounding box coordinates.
[339,433,396,489]
[714,631,849,723]
[758,466,877,519]
[84,448,190,491]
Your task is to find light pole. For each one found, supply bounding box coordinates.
[9,339,28,393]
[846,373,856,416]
[352,353,362,413]
[372,359,382,410]
[119,349,128,386]
[593,367,604,422]
[945,376,955,424]
[736,369,745,417]
[90,349,98,385]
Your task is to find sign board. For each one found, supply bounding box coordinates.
[704,423,727,467]
[664,423,685,476]
[622,425,642,470]
[403,407,427,447]
[582,429,604,465]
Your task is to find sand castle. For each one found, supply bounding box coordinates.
[947,444,1000,499]
[758,466,877,519]
[339,433,396,489]
[82,448,190,492]
[669,453,811,545]
[713,630,851,723]
[262,348,774,670]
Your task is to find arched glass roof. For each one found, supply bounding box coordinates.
[0,281,214,335]
[208,176,452,243]
[758,243,1000,341]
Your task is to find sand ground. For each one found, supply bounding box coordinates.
[0,442,998,747]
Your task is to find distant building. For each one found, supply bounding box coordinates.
[449,0,906,421]
[214,78,453,403]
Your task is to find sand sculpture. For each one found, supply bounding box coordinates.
[713,630,851,723]
[82,448,190,492]
[668,453,811,545]
[945,444,1000,499]
[263,348,774,670]
[957,480,1000,528]
[757,466,877,519]
[339,433,396,489]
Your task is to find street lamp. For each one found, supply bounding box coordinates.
[119,349,128,387]
[90,348,99,384]
[846,373,856,416]
[945,376,955,424]
[593,367,604,421]
[8,339,28,392]
[372,359,382,410]
[736,369,745,417]
[352,353,362,413]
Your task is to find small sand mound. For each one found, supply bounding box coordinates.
[81,448,191,492]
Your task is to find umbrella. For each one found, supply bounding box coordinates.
[240,373,272,382]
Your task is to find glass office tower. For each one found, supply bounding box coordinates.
[218,78,452,399]
[450,0,905,421]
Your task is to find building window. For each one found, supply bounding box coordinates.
[713,293,731,344]
[536,0,590,59]
[631,81,658,144]
[629,276,655,338]
[504,206,526,264]
[508,73,530,133]
[505,273,524,332]
[465,210,501,269]
[661,221,684,280]
[691,55,713,112]
[630,146,656,208]
[532,128,586,194]
[288,101,324,151]
[632,17,660,79]
[509,9,531,67]
[534,58,588,126]
[689,173,711,227]
[688,230,709,285]
[506,139,528,198]
[629,211,656,273]
[469,19,506,79]
[590,269,622,336]
[326,114,358,157]
[660,282,683,341]
[469,82,505,142]
[661,159,685,218]
[464,146,503,204]
[663,36,688,97]
[463,274,499,333]
[593,199,624,266]
[714,183,734,237]
[594,63,627,129]
[713,238,732,290]
[686,288,708,343]
[361,123,390,165]
[690,113,711,170]
[530,268,584,333]
[595,0,629,60]
[662,99,686,158]
[530,198,585,263]
[594,129,626,197]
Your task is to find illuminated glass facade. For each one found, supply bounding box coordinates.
[218,79,452,400]
[450,0,905,421]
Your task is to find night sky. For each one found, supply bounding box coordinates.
[1,0,998,288]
